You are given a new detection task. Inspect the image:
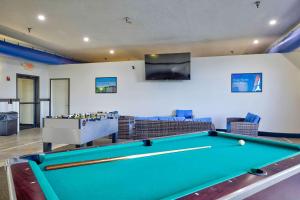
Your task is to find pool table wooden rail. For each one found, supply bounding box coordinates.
[6,159,45,200]
[179,153,300,200]
[7,154,300,200]
[5,132,300,200]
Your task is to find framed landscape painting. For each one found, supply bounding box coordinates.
[231,73,262,93]
[95,77,117,93]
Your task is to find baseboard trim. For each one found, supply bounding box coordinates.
[216,129,300,138]
[258,132,300,138]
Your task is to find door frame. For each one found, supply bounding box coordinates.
[50,78,70,116]
[16,73,40,129]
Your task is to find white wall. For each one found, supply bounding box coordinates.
[0,55,50,99]
[1,53,299,133]
[49,53,300,133]
[0,55,50,129]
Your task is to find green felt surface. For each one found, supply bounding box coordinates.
[33,132,300,200]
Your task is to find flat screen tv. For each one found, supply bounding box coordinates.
[145,53,191,80]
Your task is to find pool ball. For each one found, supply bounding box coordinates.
[239,140,245,146]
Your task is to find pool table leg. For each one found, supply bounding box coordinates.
[86,141,93,146]
[112,132,118,143]
[75,144,85,148]
[43,142,52,152]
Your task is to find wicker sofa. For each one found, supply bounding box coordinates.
[118,116,215,139]
[133,119,215,139]
[118,116,135,139]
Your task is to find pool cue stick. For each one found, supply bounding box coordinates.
[45,145,212,171]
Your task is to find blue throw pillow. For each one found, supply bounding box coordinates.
[176,110,193,119]
[245,113,260,124]
[253,115,261,124]
[245,113,254,123]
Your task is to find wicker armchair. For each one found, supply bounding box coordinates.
[226,113,261,136]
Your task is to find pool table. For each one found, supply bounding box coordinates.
[6,131,300,200]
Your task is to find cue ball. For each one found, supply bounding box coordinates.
[239,140,245,146]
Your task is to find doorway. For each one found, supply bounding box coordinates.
[50,79,70,117]
[16,74,40,130]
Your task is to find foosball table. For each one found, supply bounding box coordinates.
[42,112,118,152]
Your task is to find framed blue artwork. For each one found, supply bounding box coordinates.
[231,73,262,93]
[95,77,117,93]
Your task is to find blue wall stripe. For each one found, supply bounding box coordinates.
[0,40,81,65]
[268,27,300,53]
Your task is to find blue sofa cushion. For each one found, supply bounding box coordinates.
[158,116,174,121]
[173,117,186,121]
[245,113,261,124]
[193,117,212,123]
[135,116,159,121]
[176,110,193,119]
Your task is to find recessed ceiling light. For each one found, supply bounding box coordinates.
[253,39,259,44]
[109,50,115,54]
[269,19,277,26]
[37,14,46,21]
[83,37,90,42]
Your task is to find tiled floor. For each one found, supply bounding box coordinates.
[0,129,42,166]
[0,128,122,166]
[0,128,124,200]
[0,128,65,166]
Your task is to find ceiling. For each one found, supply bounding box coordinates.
[0,0,300,62]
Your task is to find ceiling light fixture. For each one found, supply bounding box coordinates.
[83,37,90,42]
[37,14,46,21]
[254,1,261,8]
[109,50,115,54]
[123,17,132,24]
[253,39,259,44]
[269,19,277,26]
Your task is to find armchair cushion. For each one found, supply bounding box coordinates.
[173,117,186,121]
[193,117,212,123]
[176,110,193,119]
[245,113,261,124]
